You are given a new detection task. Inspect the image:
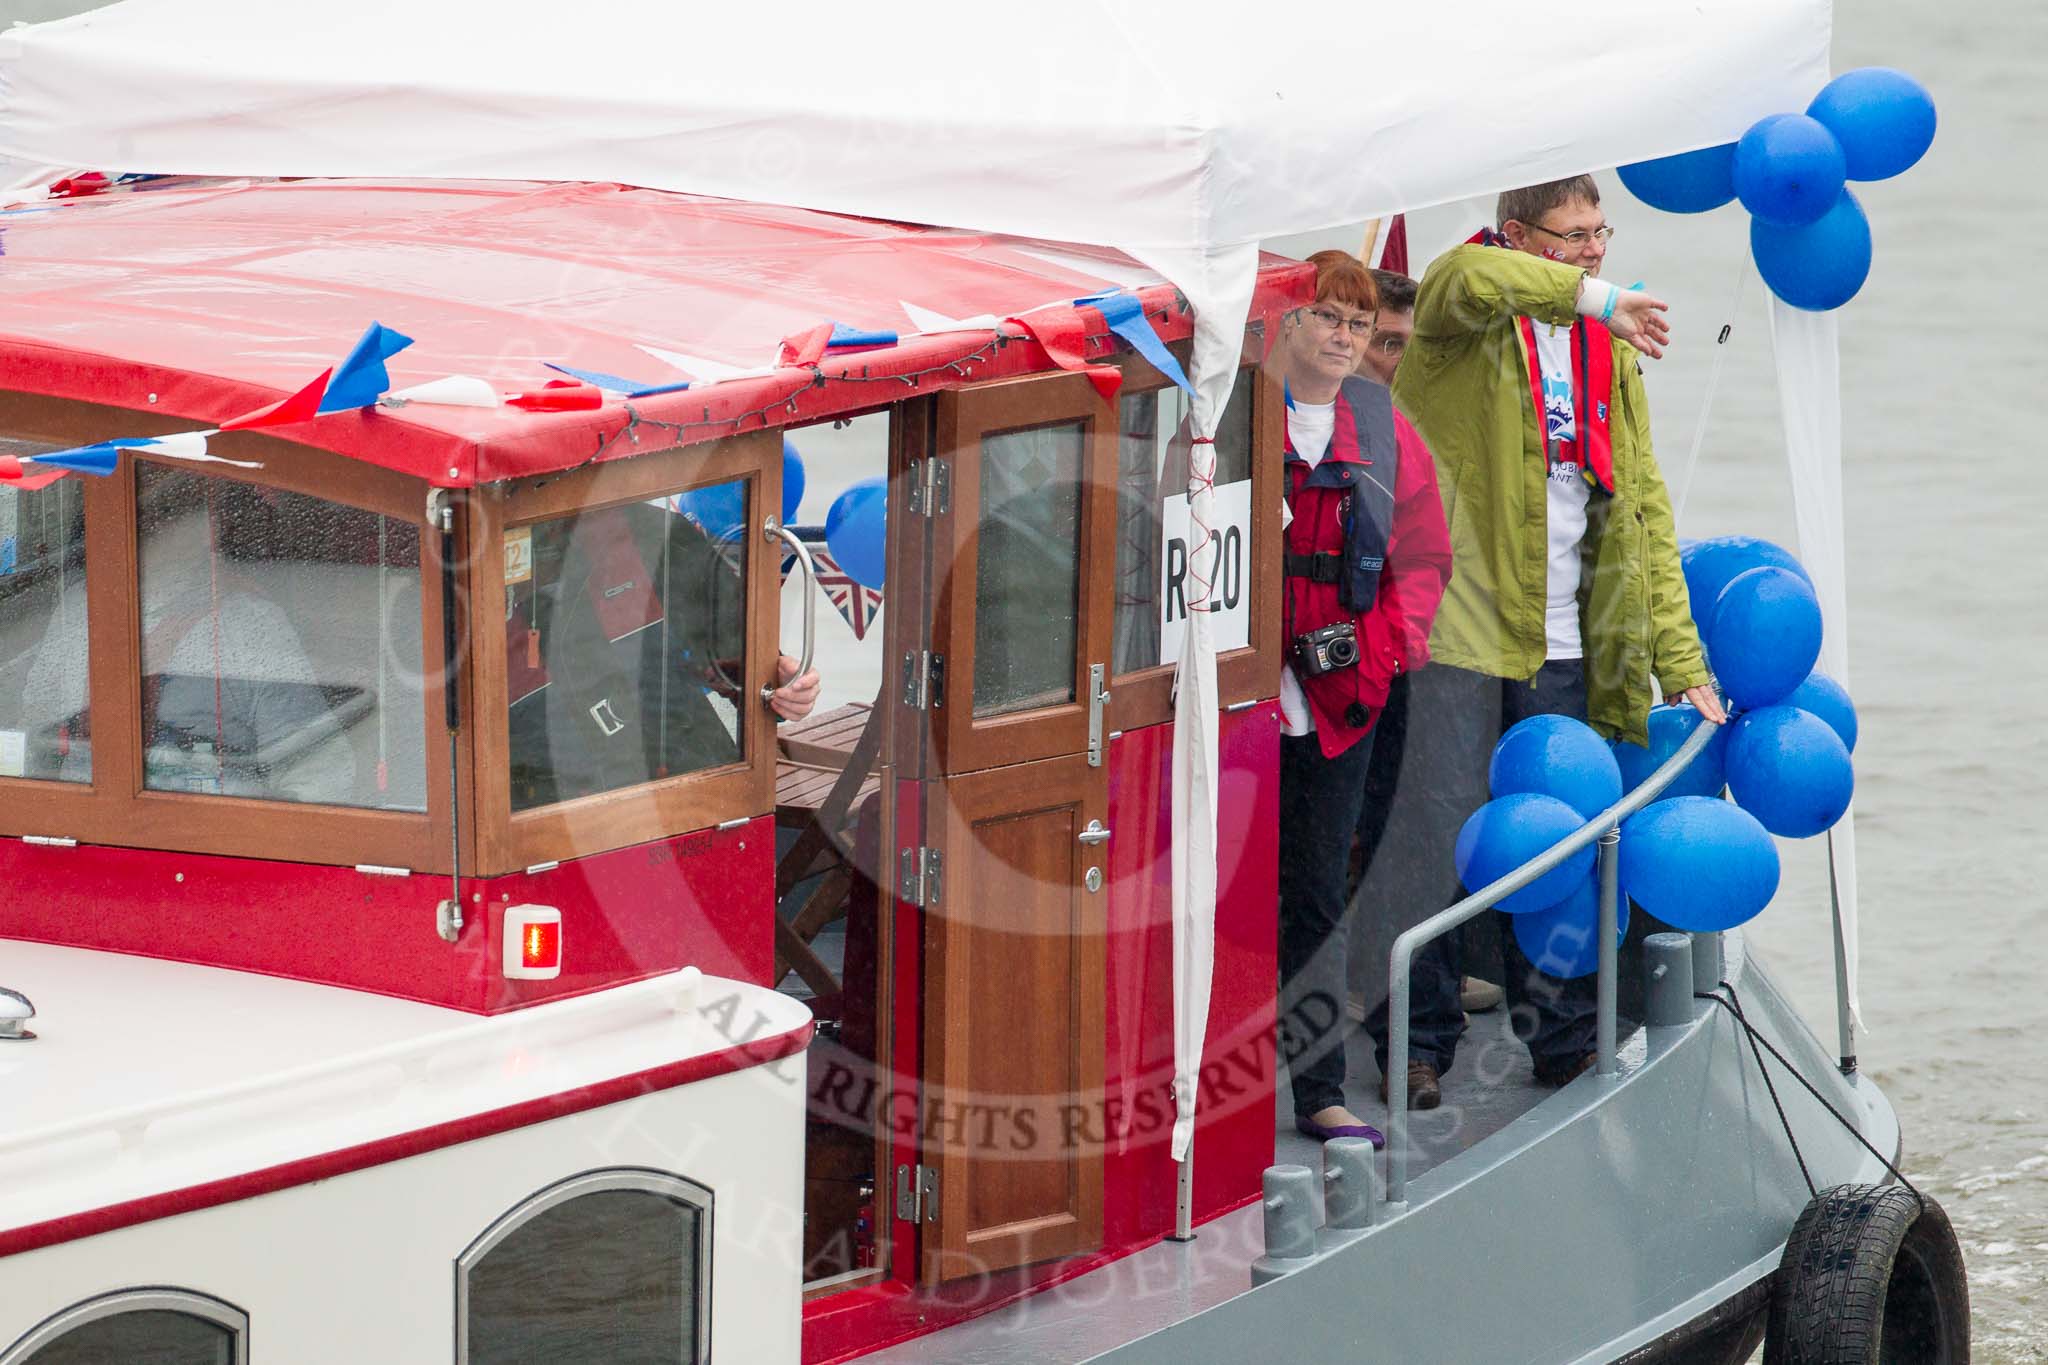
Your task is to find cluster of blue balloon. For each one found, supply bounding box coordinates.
[1617,68,1936,310]
[1682,536,1858,839]
[667,438,888,604]
[1454,537,1860,975]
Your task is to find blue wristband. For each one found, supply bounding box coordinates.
[1599,287,1620,323]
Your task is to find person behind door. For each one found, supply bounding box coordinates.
[1271,251,1451,1145]
[1363,175,1723,1108]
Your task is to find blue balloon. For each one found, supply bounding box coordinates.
[1726,706,1854,838]
[1708,566,1824,710]
[1513,873,1628,980]
[1780,671,1858,754]
[1453,793,1594,915]
[781,438,806,523]
[1808,67,1937,182]
[1752,188,1873,312]
[1489,713,1623,820]
[1619,796,1780,932]
[824,476,888,590]
[674,479,747,540]
[1612,703,1729,800]
[1734,114,1848,227]
[1681,536,1811,637]
[1617,144,1737,214]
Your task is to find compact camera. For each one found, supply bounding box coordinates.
[1291,622,1359,677]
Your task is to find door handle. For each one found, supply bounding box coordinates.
[1077,821,1111,845]
[760,518,817,703]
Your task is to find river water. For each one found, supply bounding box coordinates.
[4,0,2042,1354]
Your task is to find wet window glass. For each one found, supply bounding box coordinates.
[464,1185,705,1364]
[974,422,1084,717]
[506,486,748,811]
[1112,368,1254,676]
[134,465,427,810]
[0,458,89,784]
[17,1309,236,1365]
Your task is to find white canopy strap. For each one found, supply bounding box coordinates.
[1768,300,1862,1030]
[1129,242,1261,1179]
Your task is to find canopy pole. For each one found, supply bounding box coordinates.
[1358,218,1383,268]
[1172,1150,1195,1241]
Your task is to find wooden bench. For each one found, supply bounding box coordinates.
[771,700,883,998]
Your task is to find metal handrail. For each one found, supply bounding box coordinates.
[1384,716,1723,1207]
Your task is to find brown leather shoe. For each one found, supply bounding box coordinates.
[1535,1052,1597,1087]
[1378,1059,1442,1111]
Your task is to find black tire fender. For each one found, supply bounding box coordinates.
[1764,1182,1971,1364]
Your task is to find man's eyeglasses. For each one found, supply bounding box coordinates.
[1302,305,1376,338]
[1524,222,1616,247]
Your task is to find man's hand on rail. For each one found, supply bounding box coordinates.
[770,653,822,721]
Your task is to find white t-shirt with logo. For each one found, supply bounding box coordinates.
[1279,399,1337,736]
[1529,321,1592,661]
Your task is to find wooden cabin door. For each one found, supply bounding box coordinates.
[915,372,1116,1283]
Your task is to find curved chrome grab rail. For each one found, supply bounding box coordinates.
[1384,714,1725,1207]
[761,519,817,703]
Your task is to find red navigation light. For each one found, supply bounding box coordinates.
[502,905,563,981]
[522,920,560,972]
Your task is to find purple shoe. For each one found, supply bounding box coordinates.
[1295,1114,1385,1148]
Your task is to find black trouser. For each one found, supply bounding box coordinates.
[1278,728,1377,1119]
[1363,661,1598,1081]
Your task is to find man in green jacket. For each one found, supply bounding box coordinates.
[1364,175,1723,1105]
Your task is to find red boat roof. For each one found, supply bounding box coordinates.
[0,178,1310,486]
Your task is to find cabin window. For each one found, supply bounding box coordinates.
[134,464,428,810]
[457,1169,712,1364]
[1112,366,1255,676]
[0,1288,248,1365]
[972,421,1087,717]
[0,467,89,784]
[505,484,749,811]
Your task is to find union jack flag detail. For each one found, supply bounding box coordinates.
[783,542,884,640]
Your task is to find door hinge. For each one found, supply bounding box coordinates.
[21,834,77,848]
[894,1163,939,1223]
[901,651,945,710]
[898,846,943,907]
[905,457,951,517]
[902,650,929,709]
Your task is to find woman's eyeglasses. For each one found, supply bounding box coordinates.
[1303,306,1376,338]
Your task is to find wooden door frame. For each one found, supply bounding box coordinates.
[475,430,782,875]
[919,752,1107,1284]
[1101,346,1285,732]
[929,372,1117,777]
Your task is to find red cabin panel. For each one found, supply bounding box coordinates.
[0,816,773,1013]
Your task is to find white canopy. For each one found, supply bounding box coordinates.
[0,0,1847,1182]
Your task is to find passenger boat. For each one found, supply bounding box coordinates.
[0,2,1969,1361]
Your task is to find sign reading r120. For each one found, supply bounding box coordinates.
[1157,481,1251,664]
